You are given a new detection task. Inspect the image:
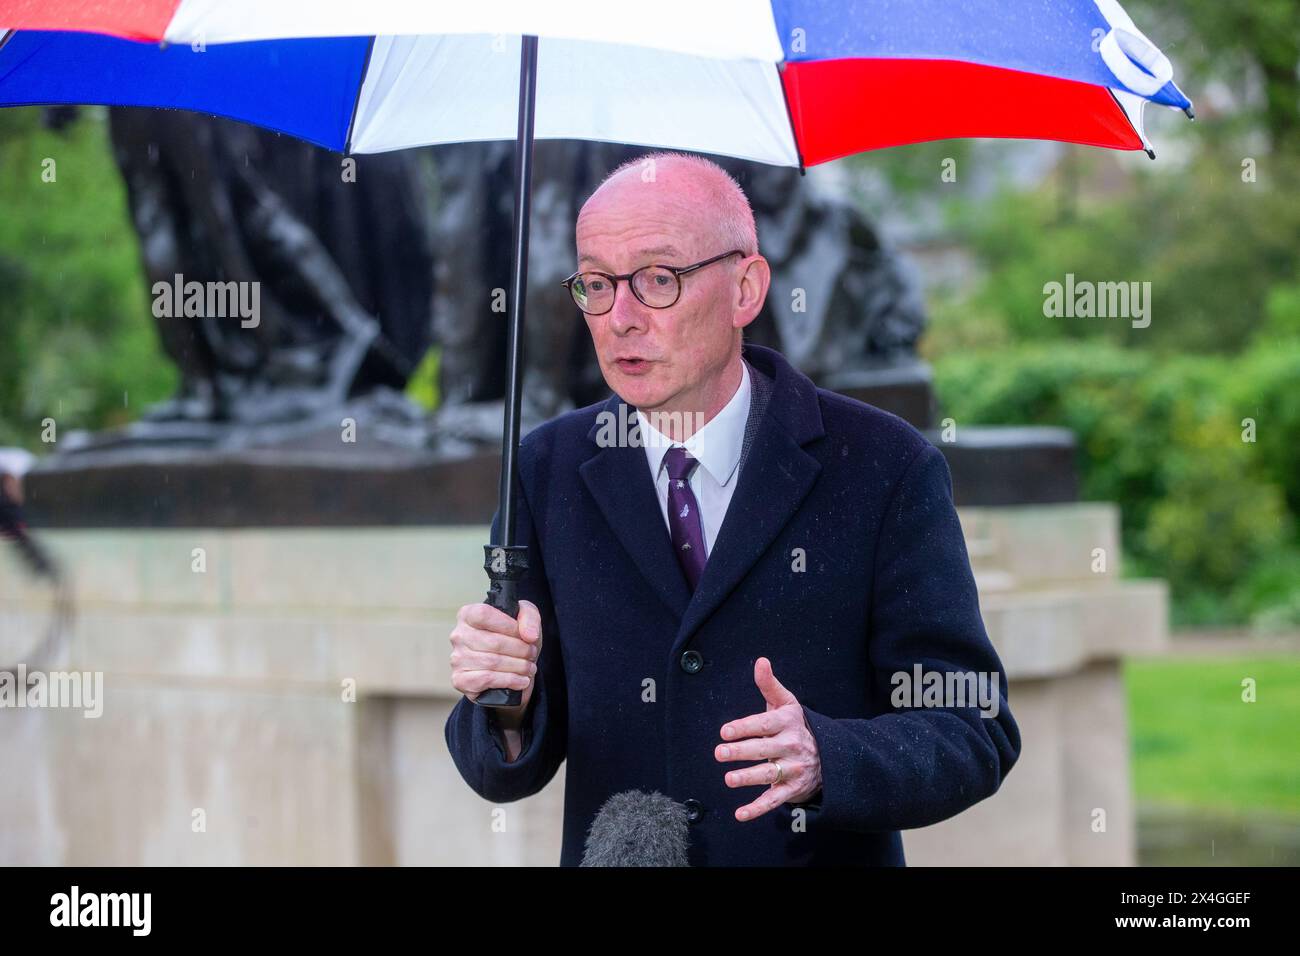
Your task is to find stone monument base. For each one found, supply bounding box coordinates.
[0,503,1165,865]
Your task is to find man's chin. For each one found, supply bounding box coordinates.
[606,373,662,409]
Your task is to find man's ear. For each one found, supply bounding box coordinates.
[733,254,771,330]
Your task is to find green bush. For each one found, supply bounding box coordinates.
[0,107,175,450]
[933,340,1300,626]
[1226,339,1300,520]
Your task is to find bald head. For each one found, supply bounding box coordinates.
[581,152,758,261]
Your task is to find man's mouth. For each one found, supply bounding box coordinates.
[615,357,653,375]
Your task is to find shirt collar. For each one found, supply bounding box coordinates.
[637,359,752,487]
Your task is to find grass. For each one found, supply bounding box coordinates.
[1125,656,1300,816]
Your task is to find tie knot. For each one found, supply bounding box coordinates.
[663,446,699,482]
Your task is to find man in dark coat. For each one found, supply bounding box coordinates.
[445,152,1020,866]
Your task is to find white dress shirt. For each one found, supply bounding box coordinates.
[636,360,752,559]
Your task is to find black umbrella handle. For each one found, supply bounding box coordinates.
[474,544,530,708]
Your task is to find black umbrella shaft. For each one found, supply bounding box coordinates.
[473,35,539,708]
[498,34,539,548]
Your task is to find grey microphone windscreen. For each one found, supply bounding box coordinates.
[580,790,691,867]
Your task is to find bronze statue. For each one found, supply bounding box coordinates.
[106,108,434,429]
[47,106,924,451]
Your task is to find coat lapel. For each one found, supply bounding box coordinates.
[580,397,692,620]
[673,348,825,653]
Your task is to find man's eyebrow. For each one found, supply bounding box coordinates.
[638,244,685,260]
[578,245,685,268]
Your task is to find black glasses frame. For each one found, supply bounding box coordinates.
[562,249,745,315]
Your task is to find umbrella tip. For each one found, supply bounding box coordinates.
[1183,104,1196,120]
[1144,147,1157,160]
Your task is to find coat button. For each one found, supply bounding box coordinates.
[679,650,704,674]
[683,798,703,824]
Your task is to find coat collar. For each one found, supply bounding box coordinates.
[579,343,826,648]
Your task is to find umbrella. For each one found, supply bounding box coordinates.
[0,0,1192,706]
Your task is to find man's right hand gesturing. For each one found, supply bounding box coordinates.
[449,599,542,761]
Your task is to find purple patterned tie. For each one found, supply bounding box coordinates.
[664,446,707,591]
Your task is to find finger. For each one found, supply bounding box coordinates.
[714,733,793,763]
[754,657,798,709]
[735,783,799,822]
[456,629,536,661]
[516,599,543,643]
[723,760,800,789]
[462,602,521,636]
[460,629,535,658]
[454,648,538,677]
[454,669,532,695]
[720,708,787,743]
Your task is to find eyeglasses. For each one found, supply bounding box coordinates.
[562,250,745,315]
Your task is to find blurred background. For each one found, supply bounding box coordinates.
[1,0,1296,865]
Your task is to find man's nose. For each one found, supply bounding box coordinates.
[606,281,651,335]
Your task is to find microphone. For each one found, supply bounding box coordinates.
[580,790,691,867]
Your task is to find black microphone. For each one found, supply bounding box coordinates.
[580,790,691,867]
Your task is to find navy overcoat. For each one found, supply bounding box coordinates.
[446,343,1021,865]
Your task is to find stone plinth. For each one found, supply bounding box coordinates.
[0,503,1164,865]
